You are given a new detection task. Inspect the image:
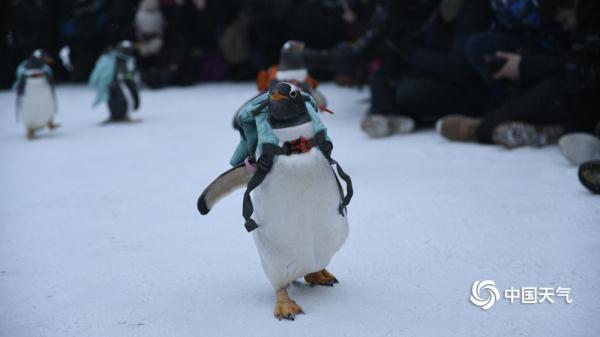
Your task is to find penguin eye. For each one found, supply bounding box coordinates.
[289,90,297,98]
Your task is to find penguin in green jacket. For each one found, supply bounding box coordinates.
[89,41,140,123]
[198,82,352,320]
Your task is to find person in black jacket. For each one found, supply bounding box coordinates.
[307,0,493,137]
[438,0,600,149]
[364,0,493,137]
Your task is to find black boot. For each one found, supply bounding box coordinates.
[578,160,600,194]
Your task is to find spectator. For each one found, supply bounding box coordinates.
[135,0,165,59]
[464,0,568,105]
[438,0,600,149]
[3,1,60,86]
[307,0,495,137]
[360,0,494,137]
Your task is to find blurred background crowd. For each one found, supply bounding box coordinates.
[1,0,600,191]
[0,0,374,88]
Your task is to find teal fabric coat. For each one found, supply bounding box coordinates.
[230,92,328,166]
[13,61,53,89]
[89,51,137,107]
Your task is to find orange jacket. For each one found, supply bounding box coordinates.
[256,65,319,92]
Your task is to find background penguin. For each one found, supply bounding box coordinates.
[14,49,60,140]
[233,41,329,130]
[199,83,350,320]
[89,40,140,123]
[256,40,327,108]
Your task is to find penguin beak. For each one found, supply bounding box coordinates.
[43,56,55,65]
[270,92,288,101]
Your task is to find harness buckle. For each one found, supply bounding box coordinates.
[287,137,313,154]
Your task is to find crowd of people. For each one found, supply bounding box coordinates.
[2,0,599,193]
[1,0,372,88]
[312,0,599,193]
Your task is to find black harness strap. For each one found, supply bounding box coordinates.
[242,143,286,232]
[242,130,354,232]
[313,130,353,215]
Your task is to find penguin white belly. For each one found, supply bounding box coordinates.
[119,81,134,115]
[251,123,348,289]
[19,78,56,130]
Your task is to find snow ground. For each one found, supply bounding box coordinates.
[0,83,599,337]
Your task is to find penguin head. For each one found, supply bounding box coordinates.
[25,49,52,75]
[267,82,311,129]
[116,40,135,55]
[30,49,53,65]
[279,40,306,71]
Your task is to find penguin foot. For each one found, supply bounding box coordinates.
[26,129,36,140]
[274,288,304,321]
[48,121,61,130]
[125,116,142,123]
[304,269,339,287]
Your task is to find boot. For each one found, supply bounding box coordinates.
[579,160,600,194]
[559,133,600,166]
[492,122,564,149]
[436,115,481,142]
[361,114,415,138]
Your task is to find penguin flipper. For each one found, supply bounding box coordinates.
[198,163,252,215]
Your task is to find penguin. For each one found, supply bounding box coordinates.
[199,83,350,320]
[90,40,140,123]
[107,41,140,122]
[257,40,328,108]
[14,49,60,140]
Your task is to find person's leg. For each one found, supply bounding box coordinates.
[394,78,483,126]
[369,68,395,115]
[476,78,567,144]
[362,70,416,137]
[437,78,567,144]
[561,89,600,133]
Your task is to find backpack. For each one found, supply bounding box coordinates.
[89,50,136,107]
[230,90,353,232]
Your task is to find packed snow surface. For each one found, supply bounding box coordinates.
[1,83,598,337]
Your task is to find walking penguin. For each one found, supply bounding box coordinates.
[14,49,60,140]
[89,40,140,123]
[198,82,353,320]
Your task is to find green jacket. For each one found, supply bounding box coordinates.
[13,60,53,90]
[230,91,328,166]
[89,50,136,107]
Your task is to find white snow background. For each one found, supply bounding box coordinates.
[1,83,599,337]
